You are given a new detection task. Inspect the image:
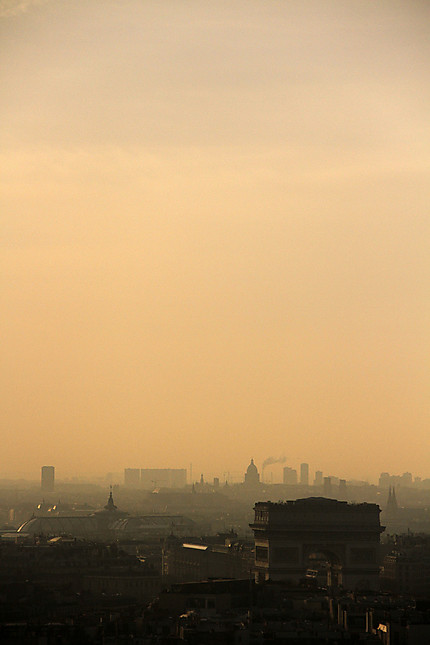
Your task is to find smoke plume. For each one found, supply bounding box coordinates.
[262,456,286,470]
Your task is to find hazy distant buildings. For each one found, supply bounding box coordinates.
[244,459,260,486]
[379,472,390,488]
[283,467,298,485]
[314,470,323,487]
[140,468,187,490]
[123,468,187,489]
[41,466,55,492]
[323,476,332,497]
[124,468,140,488]
[339,479,347,499]
[300,462,309,486]
[379,471,414,489]
[401,472,413,487]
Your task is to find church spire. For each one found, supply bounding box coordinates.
[386,484,398,517]
[104,486,117,511]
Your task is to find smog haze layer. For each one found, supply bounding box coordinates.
[1,0,429,480]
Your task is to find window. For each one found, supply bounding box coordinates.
[256,546,268,562]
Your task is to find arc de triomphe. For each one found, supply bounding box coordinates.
[250,497,384,590]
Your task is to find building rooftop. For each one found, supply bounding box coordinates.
[254,497,380,511]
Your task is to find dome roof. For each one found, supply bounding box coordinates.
[247,458,258,474]
[94,491,128,518]
[17,515,99,538]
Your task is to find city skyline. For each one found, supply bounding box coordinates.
[3,460,429,490]
[3,449,429,483]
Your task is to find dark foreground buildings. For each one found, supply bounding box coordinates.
[6,490,430,643]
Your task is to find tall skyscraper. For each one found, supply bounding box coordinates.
[300,462,309,486]
[41,466,55,492]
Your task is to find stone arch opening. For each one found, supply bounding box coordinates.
[304,549,343,588]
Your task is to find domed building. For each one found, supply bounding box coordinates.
[244,459,260,486]
[17,490,195,541]
[17,490,127,540]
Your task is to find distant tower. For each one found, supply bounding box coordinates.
[323,476,332,497]
[300,463,309,486]
[41,466,55,492]
[314,470,323,487]
[339,479,347,499]
[244,459,260,486]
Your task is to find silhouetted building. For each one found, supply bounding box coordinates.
[300,463,309,486]
[41,466,55,492]
[244,458,260,486]
[250,498,384,590]
[283,466,298,485]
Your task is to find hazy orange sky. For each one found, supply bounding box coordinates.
[1,0,429,482]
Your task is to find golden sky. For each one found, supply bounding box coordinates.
[1,0,429,481]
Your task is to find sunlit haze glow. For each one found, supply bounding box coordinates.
[1,0,429,481]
